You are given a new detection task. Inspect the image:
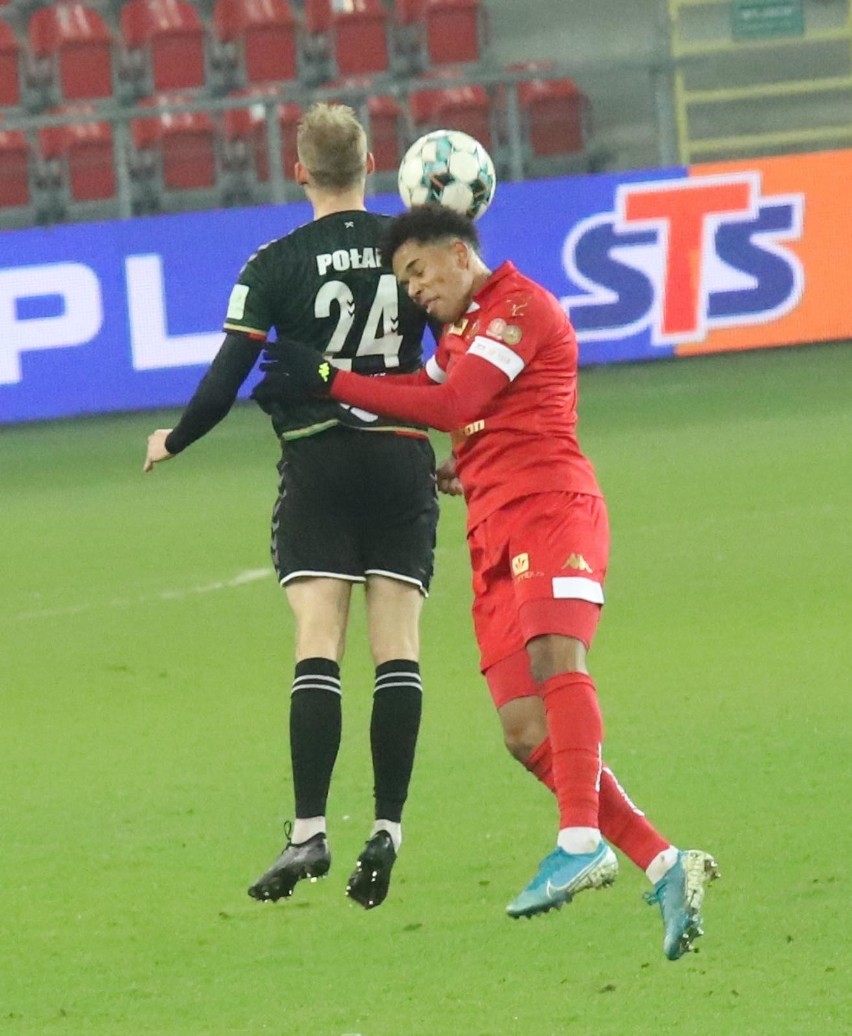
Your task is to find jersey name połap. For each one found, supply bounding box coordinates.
[436,262,602,529]
[224,210,431,439]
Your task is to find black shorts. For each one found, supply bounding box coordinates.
[272,427,439,594]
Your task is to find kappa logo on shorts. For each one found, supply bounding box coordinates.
[563,553,593,573]
[511,552,530,576]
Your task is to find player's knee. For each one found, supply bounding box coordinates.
[501,712,547,762]
[503,729,538,762]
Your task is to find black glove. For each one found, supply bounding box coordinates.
[251,342,338,410]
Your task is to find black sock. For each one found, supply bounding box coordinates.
[370,660,422,823]
[289,657,342,820]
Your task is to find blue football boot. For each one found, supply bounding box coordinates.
[644,849,720,960]
[506,842,618,918]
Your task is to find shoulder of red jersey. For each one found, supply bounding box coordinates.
[476,286,548,353]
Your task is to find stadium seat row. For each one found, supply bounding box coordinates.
[0,0,486,110]
[0,70,590,220]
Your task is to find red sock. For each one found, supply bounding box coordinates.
[524,738,555,791]
[524,739,671,870]
[599,766,670,870]
[540,671,602,830]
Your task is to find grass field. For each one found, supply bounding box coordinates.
[2,342,850,1035]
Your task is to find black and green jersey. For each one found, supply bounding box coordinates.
[224,210,434,440]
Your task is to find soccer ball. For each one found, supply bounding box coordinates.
[398,129,497,221]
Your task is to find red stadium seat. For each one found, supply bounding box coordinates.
[37,104,116,201]
[518,74,589,158]
[421,0,482,66]
[408,82,494,151]
[120,0,206,94]
[213,0,298,86]
[222,88,301,184]
[27,3,114,102]
[498,63,589,164]
[132,94,217,190]
[0,126,30,208]
[331,0,390,79]
[0,16,20,106]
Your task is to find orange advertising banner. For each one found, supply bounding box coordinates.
[677,149,852,356]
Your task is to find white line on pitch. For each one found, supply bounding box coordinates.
[9,568,273,622]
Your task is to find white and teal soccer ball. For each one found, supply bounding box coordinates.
[398,129,497,220]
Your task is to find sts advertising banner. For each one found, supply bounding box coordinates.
[1,148,850,424]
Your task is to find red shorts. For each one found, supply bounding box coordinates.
[468,491,610,683]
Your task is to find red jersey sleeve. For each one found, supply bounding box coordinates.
[330,350,510,432]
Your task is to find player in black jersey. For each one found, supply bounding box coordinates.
[143,102,440,909]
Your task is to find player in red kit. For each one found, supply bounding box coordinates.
[253,204,719,960]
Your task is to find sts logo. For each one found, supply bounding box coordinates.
[560,171,805,346]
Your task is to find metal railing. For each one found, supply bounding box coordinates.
[667,0,852,162]
[0,65,601,229]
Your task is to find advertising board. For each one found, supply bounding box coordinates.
[1,148,849,424]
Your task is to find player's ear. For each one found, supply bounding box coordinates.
[295,160,309,186]
[365,151,376,175]
[452,238,470,268]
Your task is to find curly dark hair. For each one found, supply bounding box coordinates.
[381,204,481,264]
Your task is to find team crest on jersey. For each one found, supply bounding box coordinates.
[511,552,530,576]
[486,317,522,346]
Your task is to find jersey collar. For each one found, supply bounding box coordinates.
[471,261,517,309]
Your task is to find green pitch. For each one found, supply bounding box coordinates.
[1,342,849,1035]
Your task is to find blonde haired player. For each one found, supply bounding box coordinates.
[145,103,441,910]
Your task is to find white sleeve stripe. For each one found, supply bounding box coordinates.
[425,355,447,383]
[551,576,605,604]
[468,335,525,381]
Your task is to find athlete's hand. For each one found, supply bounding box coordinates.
[437,456,463,496]
[143,429,174,473]
[251,342,338,411]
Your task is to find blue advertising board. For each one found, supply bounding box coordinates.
[2,149,840,424]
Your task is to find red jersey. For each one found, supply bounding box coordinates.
[433,262,601,528]
[330,261,602,530]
